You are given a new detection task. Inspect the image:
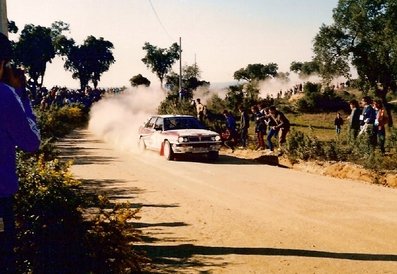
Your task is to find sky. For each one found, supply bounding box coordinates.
[7,0,339,89]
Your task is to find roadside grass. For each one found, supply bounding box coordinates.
[289,111,397,142]
[289,112,340,141]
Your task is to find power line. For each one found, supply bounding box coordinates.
[148,0,174,41]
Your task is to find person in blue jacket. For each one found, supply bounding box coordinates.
[359,96,377,149]
[0,33,41,272]
[223,110,237,151]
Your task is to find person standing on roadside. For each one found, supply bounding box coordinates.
[196,98,205,123]
[359,96,377,150]
[0,33,41,272]
[251,105,266,150]
[264,107,278,152]
[223,110,237,152]
[334,112,344,135]
[348,99,361,140]
[269,105,290,155]
[238,105,250,148]
[373,100,388,154]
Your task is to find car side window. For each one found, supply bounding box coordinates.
[154,118,164,131]
[146,117,157,128]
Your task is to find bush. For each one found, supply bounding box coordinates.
[296,83,349,113]
[285,129,397,171]
[15,154,146,273]
[158,94,196,116]
[13,105,148,273]
[36,105,88,139]
[15,155,86,273]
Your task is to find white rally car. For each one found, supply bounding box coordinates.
[138,115,222,160]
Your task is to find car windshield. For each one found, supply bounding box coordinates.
[164,117,205,130]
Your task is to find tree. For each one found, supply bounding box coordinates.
[63,36,115,89]
[13,24,56,89]
[165,64,209,99]
[313,25,350,83]
[290,61,320,78]
[130,74,151,87]
[233,63,278,82]
[8,20,18,34]
[141,42,180,87]
[313,0,397,125]
[12,21,70,93]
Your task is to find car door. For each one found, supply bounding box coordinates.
[141,116,157,149]
[151,117,165,150]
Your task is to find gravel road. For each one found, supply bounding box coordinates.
[58,129,397,274]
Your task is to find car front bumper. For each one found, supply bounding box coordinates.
[172,142,221,154]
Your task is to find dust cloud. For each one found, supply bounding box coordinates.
[258,73,349,99]
[88,87,165,153]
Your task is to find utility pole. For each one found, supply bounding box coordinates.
[0,0,7,36]
[178,37,182,101]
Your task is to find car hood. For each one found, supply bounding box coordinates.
[165,129,219,136]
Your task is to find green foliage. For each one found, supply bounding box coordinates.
[165,64,210,98]
[15,156,85,273]
[36,105,88,139]
[157,92,196,116]
[13,106,147,272]
[142,42,180,87]
[130,74,151,87]
[84,198,146,273]
[285,129,397,171]
[233,63,278,82]
[207,94,228,115]
[62,36,115,89]
[8,20,18,34]
[314,0,397,98]
[290,61,320,78]
[13,24,56,88]
[296,82,349,113]
[15,155,146,273]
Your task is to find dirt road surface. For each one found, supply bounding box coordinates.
[58,129,397,274]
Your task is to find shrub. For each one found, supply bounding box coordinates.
[16,155,87,273]
[36,105,88,139]
[13,105,148,273]
[285,129,397,172]
[296,83,349,113]
[158,95,196,116]
[15,154,146,273]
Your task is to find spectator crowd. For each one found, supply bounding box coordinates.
[29,86,124,111]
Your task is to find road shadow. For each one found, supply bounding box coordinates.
[172,153,283,167]
[57,130,117,165]
[80,178,144,200]
[137,244,397,273]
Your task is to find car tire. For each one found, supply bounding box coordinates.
[163,140,174,160]
[207,151,219,161]
[138,137,146,151]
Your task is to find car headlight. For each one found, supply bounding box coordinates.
[212,135,221,141]
[178,136,188,143]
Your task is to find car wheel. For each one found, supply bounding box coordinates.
[208,151,219,161]
[138,137,146,151]
[163,140,174,160]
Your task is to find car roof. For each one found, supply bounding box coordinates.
[153,115,195,118]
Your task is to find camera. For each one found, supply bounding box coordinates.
[1,62,26,89]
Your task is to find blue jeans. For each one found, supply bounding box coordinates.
[0,196,16,272]
[267,128,278,151]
